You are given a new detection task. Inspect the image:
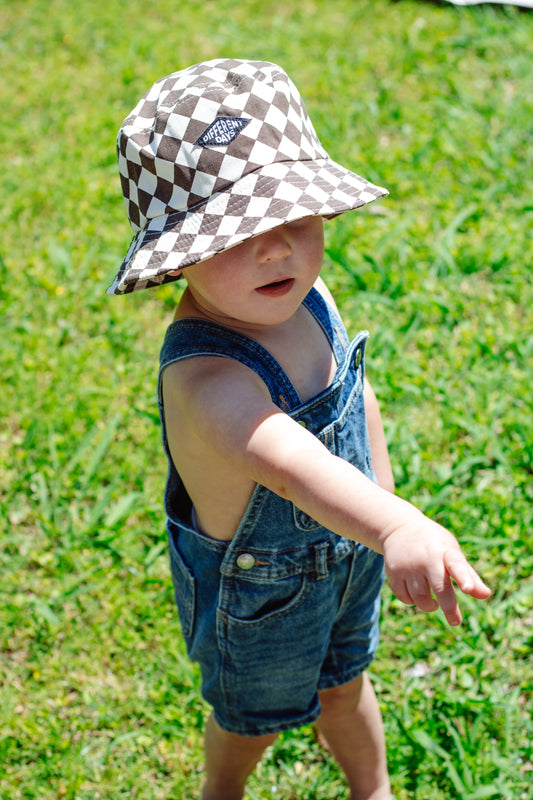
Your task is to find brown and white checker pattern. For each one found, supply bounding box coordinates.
[107,59,388,295]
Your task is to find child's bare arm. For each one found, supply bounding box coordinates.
[174,357,490,625]
[364,378,395,494]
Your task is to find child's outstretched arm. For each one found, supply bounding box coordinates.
[360,379,486,622]
[174,357,491,625]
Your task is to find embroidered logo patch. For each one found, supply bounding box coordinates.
[195,116,251,147]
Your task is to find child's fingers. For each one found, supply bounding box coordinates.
[404,575,439,614]
[429,569,462,626]
[406,555,466,625]
[388,572,439,614]
[392,572,462,625]
[443,550,491,599]
[384,535,490,626]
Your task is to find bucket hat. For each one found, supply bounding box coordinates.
[107,58,388,295]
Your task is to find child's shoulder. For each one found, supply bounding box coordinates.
[312,275,339,313]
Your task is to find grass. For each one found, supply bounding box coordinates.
[1,0,532,797]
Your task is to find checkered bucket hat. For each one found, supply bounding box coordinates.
[106,58,388,295]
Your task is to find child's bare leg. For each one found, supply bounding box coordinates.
[315,673,391,800]
[202,712,278,800]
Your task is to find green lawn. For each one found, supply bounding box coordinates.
[1,0,532,797]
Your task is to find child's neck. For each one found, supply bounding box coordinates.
[173,286,302,340]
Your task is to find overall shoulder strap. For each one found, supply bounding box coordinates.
[158,318,302,411]
[303,286,350,361]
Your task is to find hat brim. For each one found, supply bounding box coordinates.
[106,158,388,295]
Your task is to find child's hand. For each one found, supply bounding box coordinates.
[381,515,491,626]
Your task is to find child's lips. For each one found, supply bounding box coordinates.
[255,278,295,297]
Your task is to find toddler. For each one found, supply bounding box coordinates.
[107,59,490,800]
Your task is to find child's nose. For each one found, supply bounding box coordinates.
[256,227,291,263]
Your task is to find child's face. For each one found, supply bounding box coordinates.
[180,216,324,329]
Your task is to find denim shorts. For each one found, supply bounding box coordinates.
[168,517,384,737]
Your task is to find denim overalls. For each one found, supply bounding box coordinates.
[158,287,385,736]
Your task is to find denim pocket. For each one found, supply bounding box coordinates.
[168,530,196,639]
[225,572,311,626]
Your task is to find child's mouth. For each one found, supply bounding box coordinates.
[256,278,294,296]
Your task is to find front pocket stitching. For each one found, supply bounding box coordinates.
[224,573,311,627]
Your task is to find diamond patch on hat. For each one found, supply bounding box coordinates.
[195,116,251,147]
